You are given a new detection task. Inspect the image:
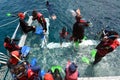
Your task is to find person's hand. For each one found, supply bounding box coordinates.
[76,9,81,16]
[102,36,108,41]
[43,30,46,34]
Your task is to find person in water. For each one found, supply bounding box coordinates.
[4,36,21,52]
[32,10,47,32]
[65,61,79,80]
[59,27,68,45]
[93,30,120,65]
[18,12,36,34]
[46,1,57,20]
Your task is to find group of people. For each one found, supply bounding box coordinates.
[3,8,80,80]
[59,9,120,65]
[2,2,120,79]
[3,35,79,80]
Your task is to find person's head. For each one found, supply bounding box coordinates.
[47,69,53,74]
[53,69,62,80]
[32,10,38,20]
[4,36,11,43]
[75,15,82,22]
[18,12,25,20]
[44,73,54,80]
[46,1,49,6]
[62,27,66,33]
[69,62,77,73]
[54,69,60,74]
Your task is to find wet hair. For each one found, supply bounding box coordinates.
[4,36,11,43]
[53,69,62,80]
[62,27,66,33]
[32,10,37,17]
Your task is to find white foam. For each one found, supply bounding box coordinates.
[47,40,98,49]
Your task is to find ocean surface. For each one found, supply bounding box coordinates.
[0,0,120,79]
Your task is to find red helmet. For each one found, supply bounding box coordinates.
[18,13,25,19]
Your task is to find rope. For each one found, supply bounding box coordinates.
[0,18,19,28]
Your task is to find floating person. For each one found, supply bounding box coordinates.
[59,27,69,45]
[32,10,47,33]
[64,61,79,80]
[18,12,36,34]
[46,1,57,20]
[93,30,120,65]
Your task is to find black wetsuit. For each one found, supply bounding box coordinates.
[19,19,35,33]
[72,21,89,42]
[93,30,119,65]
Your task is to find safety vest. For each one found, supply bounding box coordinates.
[80,19,86,23]
[110,39,120,49]
[37,12,43,20]
[37,13,46,26]
[4,42,20,52]
[60,32,68,39]
[44,73,54,80]
[65,68,78,80]
[65,61,78,80]
[9,51,20,65]
[97,39,120,57]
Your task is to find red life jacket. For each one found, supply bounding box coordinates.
[60,32,68,39]
[80,19,86,23]
[44,73,54,80]
[37,12,43,20]
[110,39,120,49]
[9,51,20,65]
[37,13,46,24]
[27,68,38,80]
[65,61,78,80]
[98,39,120,57]
[4,42,20,52]
[65,68,78,80]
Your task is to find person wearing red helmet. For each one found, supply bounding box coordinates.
[93,30,120,65]
[18,12,36,34]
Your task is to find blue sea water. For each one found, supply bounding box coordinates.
[0,0,120,79]
[0,0,120,53]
